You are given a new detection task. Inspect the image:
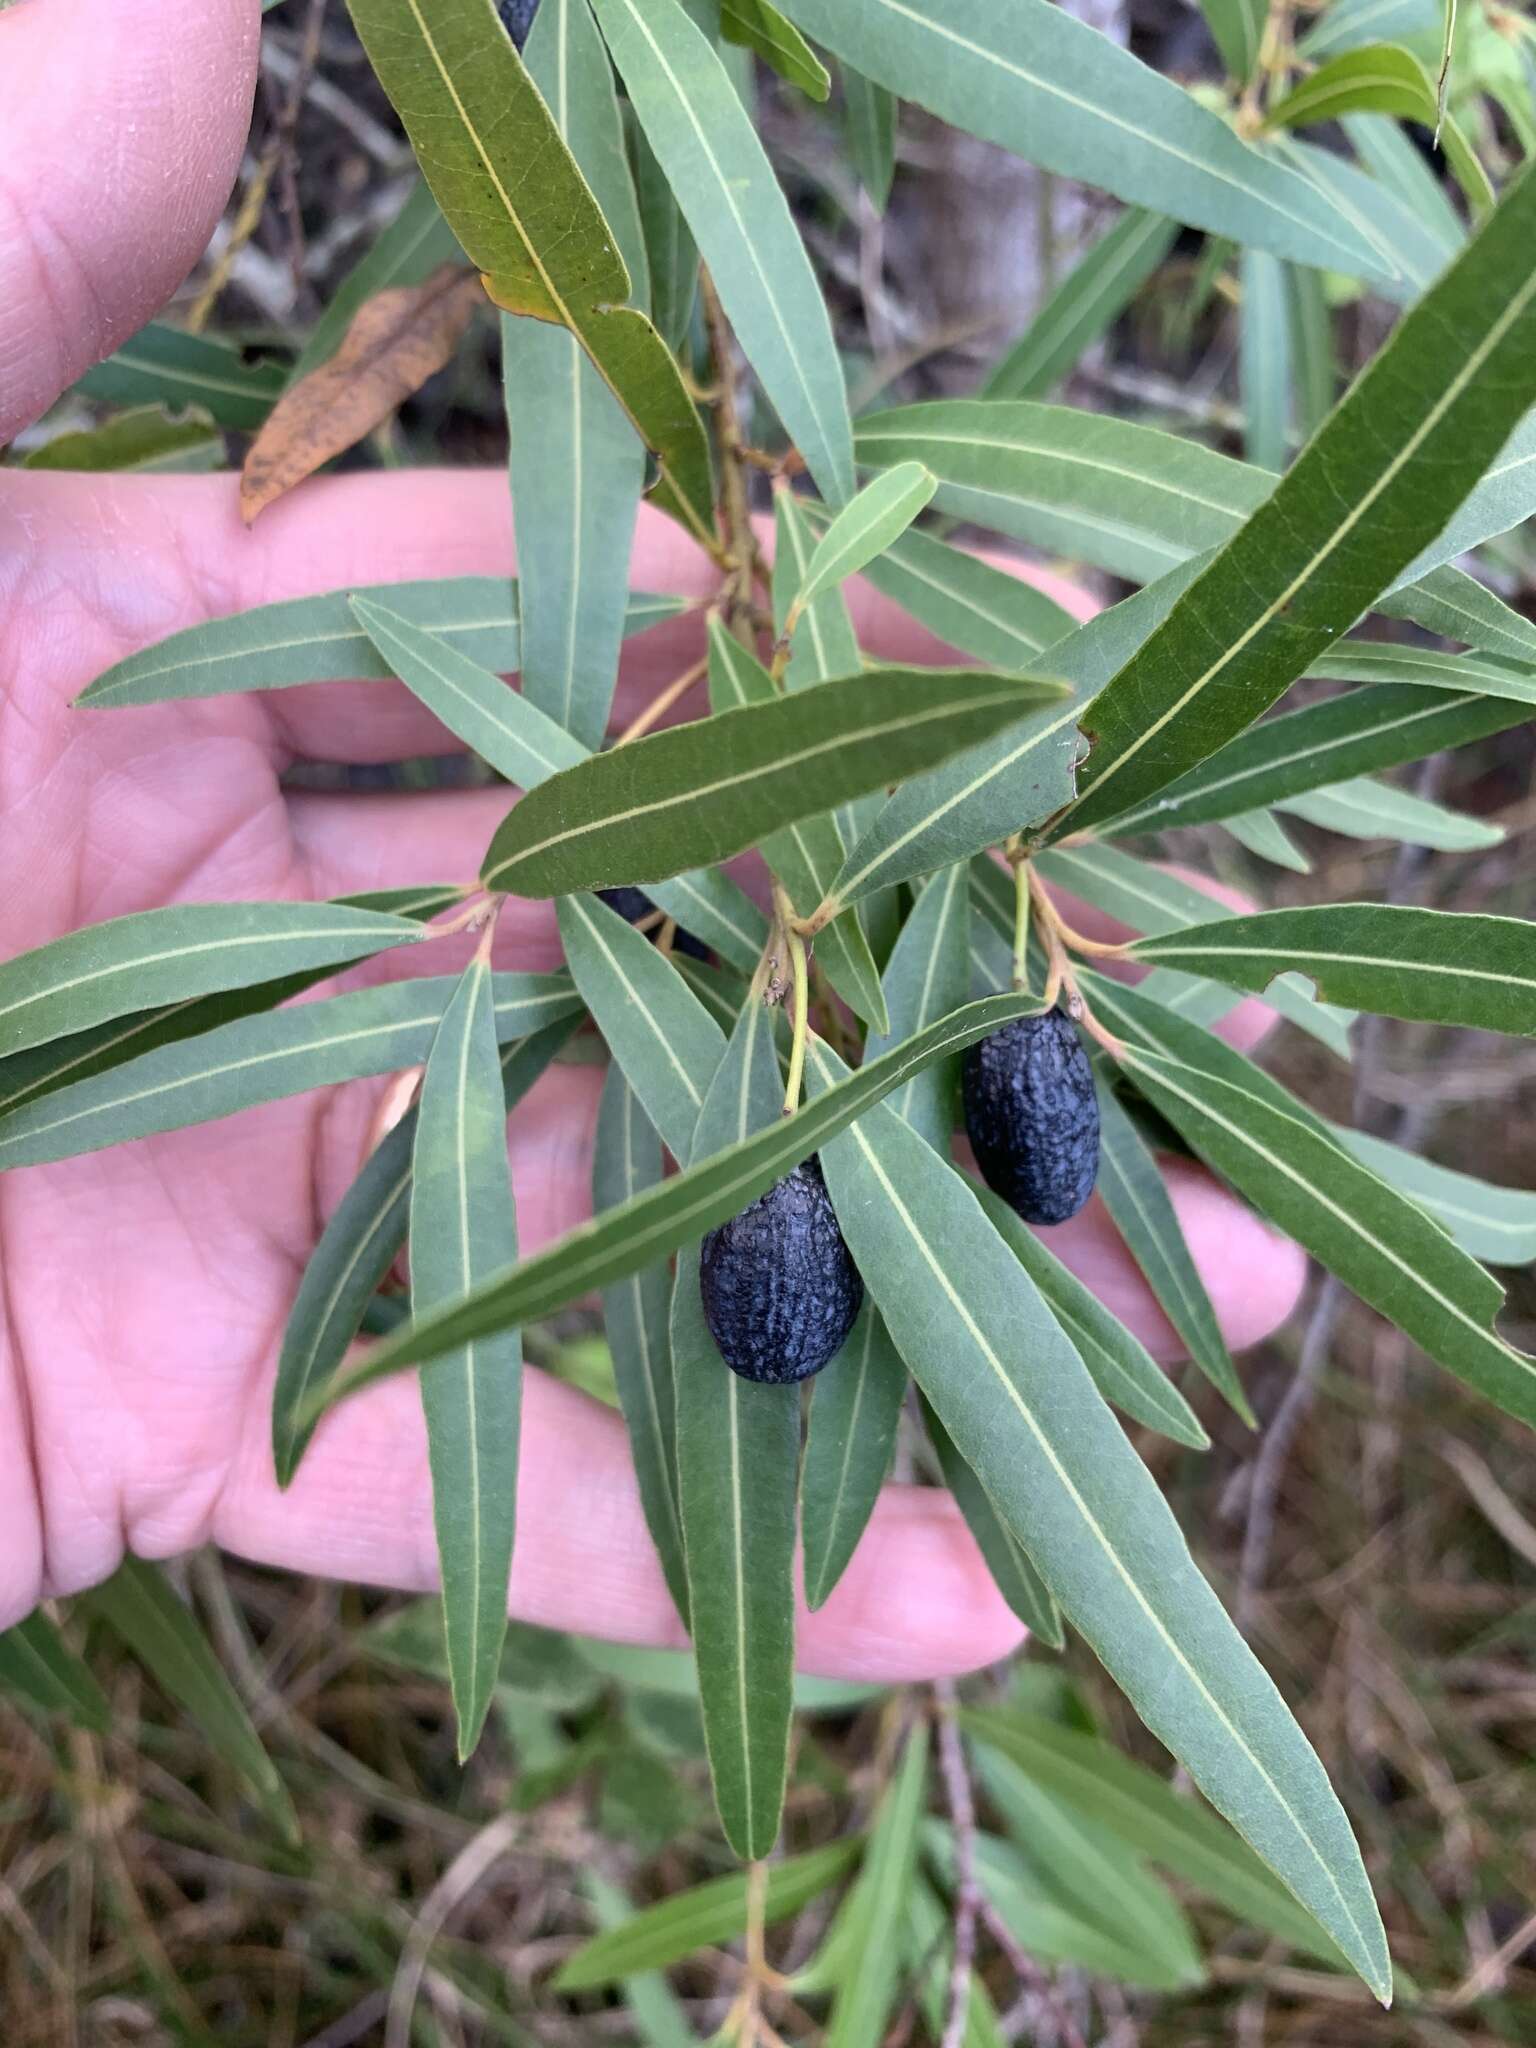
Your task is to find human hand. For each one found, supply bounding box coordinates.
[0,0,1304,1677]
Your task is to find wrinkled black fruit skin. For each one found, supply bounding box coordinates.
[700,1158,863,1385]
[497,0,541,51]
[963,1009,1100,1226]
[597,885,709,961]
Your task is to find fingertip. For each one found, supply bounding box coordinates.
[1162,1155,1309,1352]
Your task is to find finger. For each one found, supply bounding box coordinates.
[0,0,259,441]
[212,1362,1025,1682]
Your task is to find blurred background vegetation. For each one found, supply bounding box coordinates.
[5,0,1535,2041]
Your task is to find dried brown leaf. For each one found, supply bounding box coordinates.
[240,265,482,522]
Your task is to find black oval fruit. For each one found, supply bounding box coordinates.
[962,1009,1099,1225]
[700,1157,863,1384]
[598,885,709,962]
[497,0,541,51]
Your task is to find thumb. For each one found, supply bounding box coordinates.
[0,0,260,444]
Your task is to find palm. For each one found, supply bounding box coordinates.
[0,0,1304,1674]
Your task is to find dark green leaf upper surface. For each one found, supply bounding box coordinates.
[480,668,1067,896]
[0,974,580,1170]
[1130,906,1536,1035]
[0,901,425,1062]
[1060,163,1536,834]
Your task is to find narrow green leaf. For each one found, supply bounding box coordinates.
[505,0,650,749]
[311,992,1045,1403]
[774,487,863,692]
[294,180,463,379]
[1309,639,1536,700]
[807,1043,1391,1999]
[865,863,969,1153]
[595,1064,690,1622]
[1332,1127,1536,1267]
[1130,904,1536,1035]
[0,973,580,1170]
[1300,0,1440,61]
[1240,247,1291,471]
[0,901,424,1063]
[922,1397,1063,1642]
[1088,973,1536,1428]
[0,1611,110,1731]
[410,959,522,1758]
[79,1559,299,1842]
[908,1880,1010,2048]
[802,1303,908,1610]
[1370,568,1536,665]
[984,209,1178,403]
[789,465,937,623]
[480,667,1069,897]
[1060,162,1536,835]
[1102,682,1531,838]
[720,0,831,97]
[930,1823,1205,1989]
[76,322,284,429]
[854,396,1536,626]
[1096,1080,1252,1423]
[347,0,715,541]
[632,117,699,352]
[0,887,460,1122]
[978,1188,1210,1448]
[1341,109,1464,255]
[962,1705,1354,1964]
[1200,0,1266,80]
[1285,259,1336,442]
[351,597,588,784]
[801,512,1079,667]
[1223,807,1313,872]
[558,893,726,1163]
[77,576,681,708]
[1272,132,1452,301]
[843,66,896,210]
[1266,46,1493,215]
[1279,777,1502,849]
[774,0,1386,276]
[582,1872,695,2048]
[272,1016,575,1486]
[673,1000,798,1859]
[972,1740,1206,1988]
[553,1839,863,1989]
[823,1725,931,2048]
[593,0,854,503]
[22,405,222,475]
